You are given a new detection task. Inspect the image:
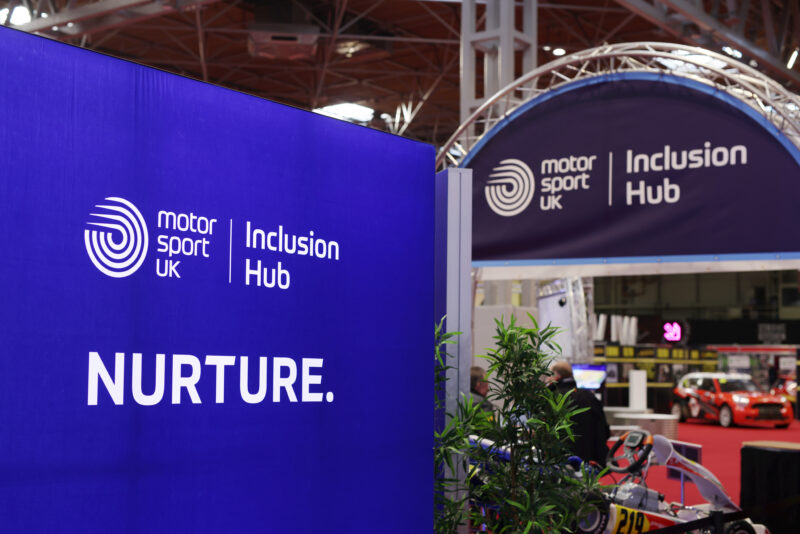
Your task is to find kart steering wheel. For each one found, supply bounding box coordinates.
[606,430,654,474]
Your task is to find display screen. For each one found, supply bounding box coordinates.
[573,364,608,390]
[624,432,644,448]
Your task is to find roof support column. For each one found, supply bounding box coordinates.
[460,0,538,128]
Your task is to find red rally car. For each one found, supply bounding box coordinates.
[770,373,797,403]
[671,372,793,428]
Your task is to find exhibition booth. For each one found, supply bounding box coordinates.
[2,19,800,534]
[438,41,800,405]
[437,42,800,533]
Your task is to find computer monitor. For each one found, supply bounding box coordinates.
[572,364,607,390]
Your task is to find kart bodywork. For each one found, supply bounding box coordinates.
[577,430,769,534]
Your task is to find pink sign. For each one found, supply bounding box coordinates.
[664,321,682,342]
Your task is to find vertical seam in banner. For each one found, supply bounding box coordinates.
[228,219,233,284]
[608,151,613,206]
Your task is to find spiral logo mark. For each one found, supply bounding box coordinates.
[485,159,535,217]
[84,197,149,278]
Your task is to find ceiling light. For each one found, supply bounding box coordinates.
[552,48,566,57]
[788,49,799,70]
[542,45,551,52]
[722,46,742,59]
[335,40,370,58]
[6,6,31,26]
[313,103,375,124]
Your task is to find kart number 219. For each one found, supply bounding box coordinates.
[613,507,649,534]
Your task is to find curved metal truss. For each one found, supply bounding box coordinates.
[437,42,800,169]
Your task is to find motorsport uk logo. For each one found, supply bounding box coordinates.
[485,154,596,216]
[84,196,219,280]
[484,159,535,217]
[84,196,342,290]
[84,197,149,278]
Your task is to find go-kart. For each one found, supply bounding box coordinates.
[577,429,769,534]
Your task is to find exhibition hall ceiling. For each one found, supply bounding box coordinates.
[2,0,799,145]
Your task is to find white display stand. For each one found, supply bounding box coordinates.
[435,167,473,534]
[629,369,648,411]
[615,413,679,440]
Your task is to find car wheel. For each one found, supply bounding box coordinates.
[671,401,686,422]
[724,520,756,534]
[776,423,790,429]
[719,405,733,428]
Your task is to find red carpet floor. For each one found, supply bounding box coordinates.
[601,419,800,507]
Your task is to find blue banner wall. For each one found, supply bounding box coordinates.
[0,28,434,532]
[465,74,800,265]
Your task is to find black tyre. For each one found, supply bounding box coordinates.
[575,493,609,534]
[776,423,790,429]
[671,401,686,422]
[725,520,756,534]
[719,405,734,428]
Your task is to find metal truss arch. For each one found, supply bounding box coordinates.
[437,41,800,169]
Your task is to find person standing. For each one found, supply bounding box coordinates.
[550,361,610,466]
[470,366,494,413]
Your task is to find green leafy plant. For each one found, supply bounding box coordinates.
[434,318,489,534]
[434,315,605,534]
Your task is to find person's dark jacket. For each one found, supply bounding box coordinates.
[553,377,610,466]
[470,390,495,416]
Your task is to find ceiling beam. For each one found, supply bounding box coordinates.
[759,0,778,55]
[339,0,385,33]
[194,6,207,81]
[547,8,593,47]
[415,0,460,38]
[191,26,461,45]
[415,1,629,13]
[15,0,222,37]
[657,0,800,85]
[397,53,458,135]
[613,0,685,41]
[313,0,349,108]
[601,12,637,42]
[15,0,150,33]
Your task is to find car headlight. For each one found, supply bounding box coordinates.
[732,395,750,406]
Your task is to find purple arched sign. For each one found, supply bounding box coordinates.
[465,74,800,265]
